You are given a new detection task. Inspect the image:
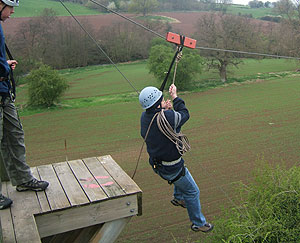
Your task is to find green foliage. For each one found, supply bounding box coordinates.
[147,44,203,90]
[27,64,69,107]
[205,161,300,243]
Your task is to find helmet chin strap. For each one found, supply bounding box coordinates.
[0,4,7,21]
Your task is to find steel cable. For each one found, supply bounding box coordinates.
[90,0,300,60]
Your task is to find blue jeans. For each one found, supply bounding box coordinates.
[156,166,207,226]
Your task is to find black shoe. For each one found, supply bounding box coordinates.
[171,198,186,208]
[191,223,214,233]
[0,195,12,209]
[16,178,49,192]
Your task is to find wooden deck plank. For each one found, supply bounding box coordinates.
[98,155,142,195]
[37,164,70,211]
[83,157,125,198]
[6,182,41,243]
[35,194,138,238]
[68,159,108,202]
[31,167,51,213]
[0,182,16,243]
[53,162,89,206]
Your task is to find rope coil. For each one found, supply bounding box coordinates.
[156,110,190,156]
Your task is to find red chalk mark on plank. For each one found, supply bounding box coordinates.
[80,176,109,182]
[95,176,109,179]
[101,182,114,186]
[82,181,114,188]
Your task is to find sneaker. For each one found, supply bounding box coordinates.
[191,223,214,233]
[0,195,12,210]
[16,178,49,192]
[171,198,186,208]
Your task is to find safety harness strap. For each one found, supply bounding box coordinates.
[168,165,186,185]
[5,44,16,102]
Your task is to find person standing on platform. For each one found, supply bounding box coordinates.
[0,0,49,210]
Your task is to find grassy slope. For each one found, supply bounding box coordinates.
[12,0,100,17]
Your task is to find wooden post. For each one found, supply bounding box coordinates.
[90,217,131,243]
[0,156,9,182]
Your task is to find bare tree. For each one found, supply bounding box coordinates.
[99,20,168,62]
[194,13,263,82]
[274,0,300,58]
[11,9,99,69]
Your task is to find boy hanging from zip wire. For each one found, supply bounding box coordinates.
[139,83,214,232]
[0,0,49,210]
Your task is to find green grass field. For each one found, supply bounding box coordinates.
[227,4,277,18]
[14,58,300,242]
[16,58,300,112]
[12,0,100,17]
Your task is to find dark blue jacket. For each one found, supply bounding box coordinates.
[0,24,11,94]
[140,97,190,174]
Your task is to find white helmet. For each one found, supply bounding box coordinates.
[139,86,162,109]
[1,0,19,6]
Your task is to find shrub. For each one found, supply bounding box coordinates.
[148,43,203,90]
[205,161,300,242]
[27,64,69,107]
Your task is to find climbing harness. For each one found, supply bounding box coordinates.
[5,44,16,102]
[132,103,191,179]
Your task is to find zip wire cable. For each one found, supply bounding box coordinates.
[90,0,300,61]
[58,0,140,95]
[196,46,300,60]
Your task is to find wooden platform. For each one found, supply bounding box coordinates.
[0,155,142,243]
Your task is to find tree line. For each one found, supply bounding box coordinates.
[55,0,234,14]
[8,8,168,80]
[7,0,300,87]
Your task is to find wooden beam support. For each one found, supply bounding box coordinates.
[90,217,131,243]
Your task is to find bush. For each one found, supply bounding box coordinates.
[205,161,300,242]
[27,64,69,107]
[148,43,203,90]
